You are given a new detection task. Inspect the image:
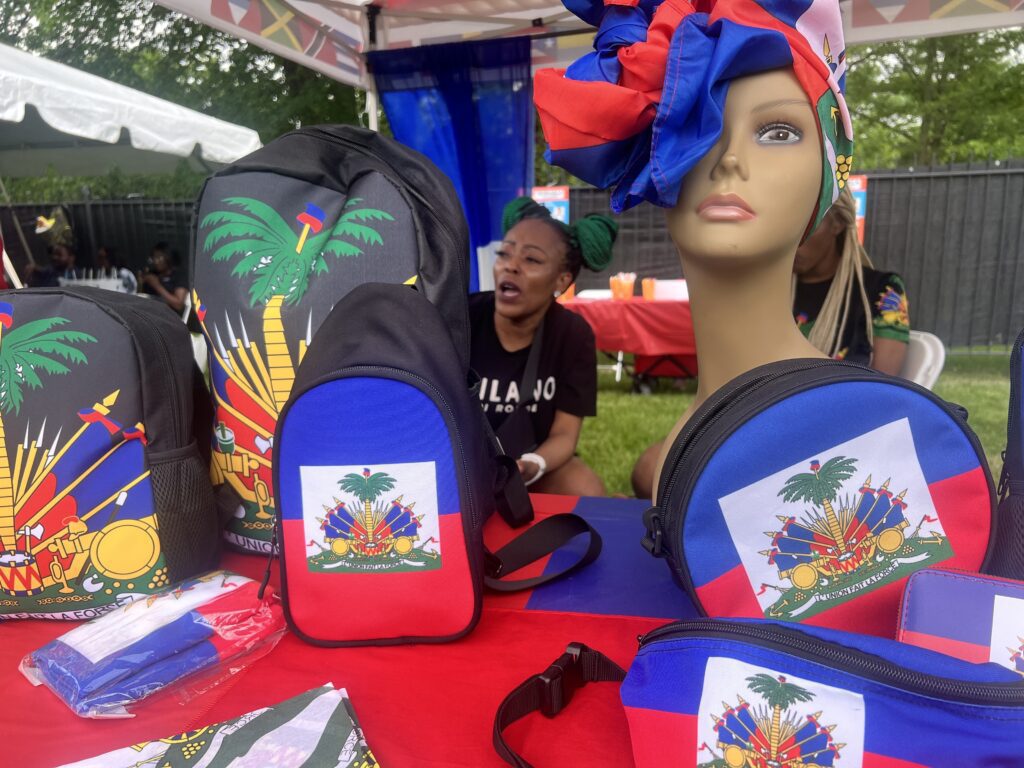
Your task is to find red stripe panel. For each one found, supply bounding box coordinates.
[281,515,474,643]
[694,562,763,618]
[929,466,991,569]
[804,578,905,638]
[900,629,992,664]
[865,753,930,768]
[623,707,696,767]
[535,69,657,149]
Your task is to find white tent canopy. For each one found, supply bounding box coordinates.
[154,0,1024,91]
[0,41,262,178]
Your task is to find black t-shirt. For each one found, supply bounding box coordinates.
[469,292,597,456]
[794,268,910,365]
[141,268,185,298]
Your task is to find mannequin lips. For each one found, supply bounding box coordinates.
[697,193,756,222]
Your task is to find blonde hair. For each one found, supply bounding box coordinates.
[801,188,874,358]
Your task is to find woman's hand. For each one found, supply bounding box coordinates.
[516,458,542,483]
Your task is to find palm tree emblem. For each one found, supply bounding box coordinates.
[745,674,815,763]
[779,457,857,554]
[338,468,397,545]
[199,196,393,410]
[0,303,94,550]
[709,674,843,768]
[201,196,394,307]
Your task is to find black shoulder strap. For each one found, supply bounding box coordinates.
[484,513,602,592]
[517,316,545,407]
[493,643,626,767]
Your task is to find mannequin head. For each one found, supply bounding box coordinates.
[667,68,823,267]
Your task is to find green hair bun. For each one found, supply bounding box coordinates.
[502,196,548,235]
[571,214,618,272]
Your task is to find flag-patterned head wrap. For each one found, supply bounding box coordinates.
[535,0,854,233]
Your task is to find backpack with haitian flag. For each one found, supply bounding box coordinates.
[0,287,217,619]
[191,126,470,554]
[986,325,1024,580]
[642,359,996,638]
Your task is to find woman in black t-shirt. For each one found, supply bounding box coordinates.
[470,197,617,496]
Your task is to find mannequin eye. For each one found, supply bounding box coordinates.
[756,122,803,145]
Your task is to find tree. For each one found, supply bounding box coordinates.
[0,1,361,145]
[339,469,397,537]
[746,673,814,761]
[779,457,857,552]
[846,30,1024,169]
[0,306,95,549]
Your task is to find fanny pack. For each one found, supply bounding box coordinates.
[642,359,995,637]
[495,617,1024,768]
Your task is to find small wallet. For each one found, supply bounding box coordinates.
[899,567,1024,675]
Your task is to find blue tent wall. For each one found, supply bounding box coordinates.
[368,38,534,290]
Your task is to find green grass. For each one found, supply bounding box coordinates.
[580,352,1011,497]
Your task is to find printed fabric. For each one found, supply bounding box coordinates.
[535,0,854,232]
[58,684,378,768]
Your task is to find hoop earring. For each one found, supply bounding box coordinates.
[553,290,562,298]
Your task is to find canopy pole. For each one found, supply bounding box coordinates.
[0,174,35,269]
[364,4,382,133]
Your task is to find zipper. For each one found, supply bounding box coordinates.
[305,128,468,287]
[639,619,1024,705]
[650,361,993,608]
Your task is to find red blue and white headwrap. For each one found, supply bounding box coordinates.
[535,0,854,231]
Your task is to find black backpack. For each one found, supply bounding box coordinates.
[0,287,217,619]
[191,126,471,553]
[988,327,1024,579]
[272,283,601,645]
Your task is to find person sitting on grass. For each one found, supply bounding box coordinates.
[469,197,617,497]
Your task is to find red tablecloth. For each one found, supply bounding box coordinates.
[562,299,697,377]
[1,495,697,767]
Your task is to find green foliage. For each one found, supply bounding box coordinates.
[339,472,397,504]
[0,0,360,147]
[746,673,814,710]
[0,317,96,414]
[3,164,207,203]
[847,30,1024,169]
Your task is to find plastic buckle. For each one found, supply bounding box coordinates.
[484,550,504,578]
[539,642,585,717]
[641,508,664,557]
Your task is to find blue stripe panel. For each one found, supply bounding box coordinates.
[683,381,985,586]
[524,497,699,619]
[277,377,460,520]
[622,631,1023,766]
[903,571,1024,648]
[754,0,815,27]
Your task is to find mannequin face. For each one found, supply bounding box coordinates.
[493,218,574,321]
[667,68,823,265]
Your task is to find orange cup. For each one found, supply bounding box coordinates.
[618,275,635,301]
[642,278,657,301]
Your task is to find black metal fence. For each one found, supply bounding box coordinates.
[0,198,194,279]
[4,157,1022,347]
[571,158,1024,349]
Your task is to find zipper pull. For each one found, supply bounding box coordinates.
[998,453,1009,499]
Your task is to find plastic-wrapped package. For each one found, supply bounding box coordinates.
[20,570,285,718]
[57,684,377,768]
